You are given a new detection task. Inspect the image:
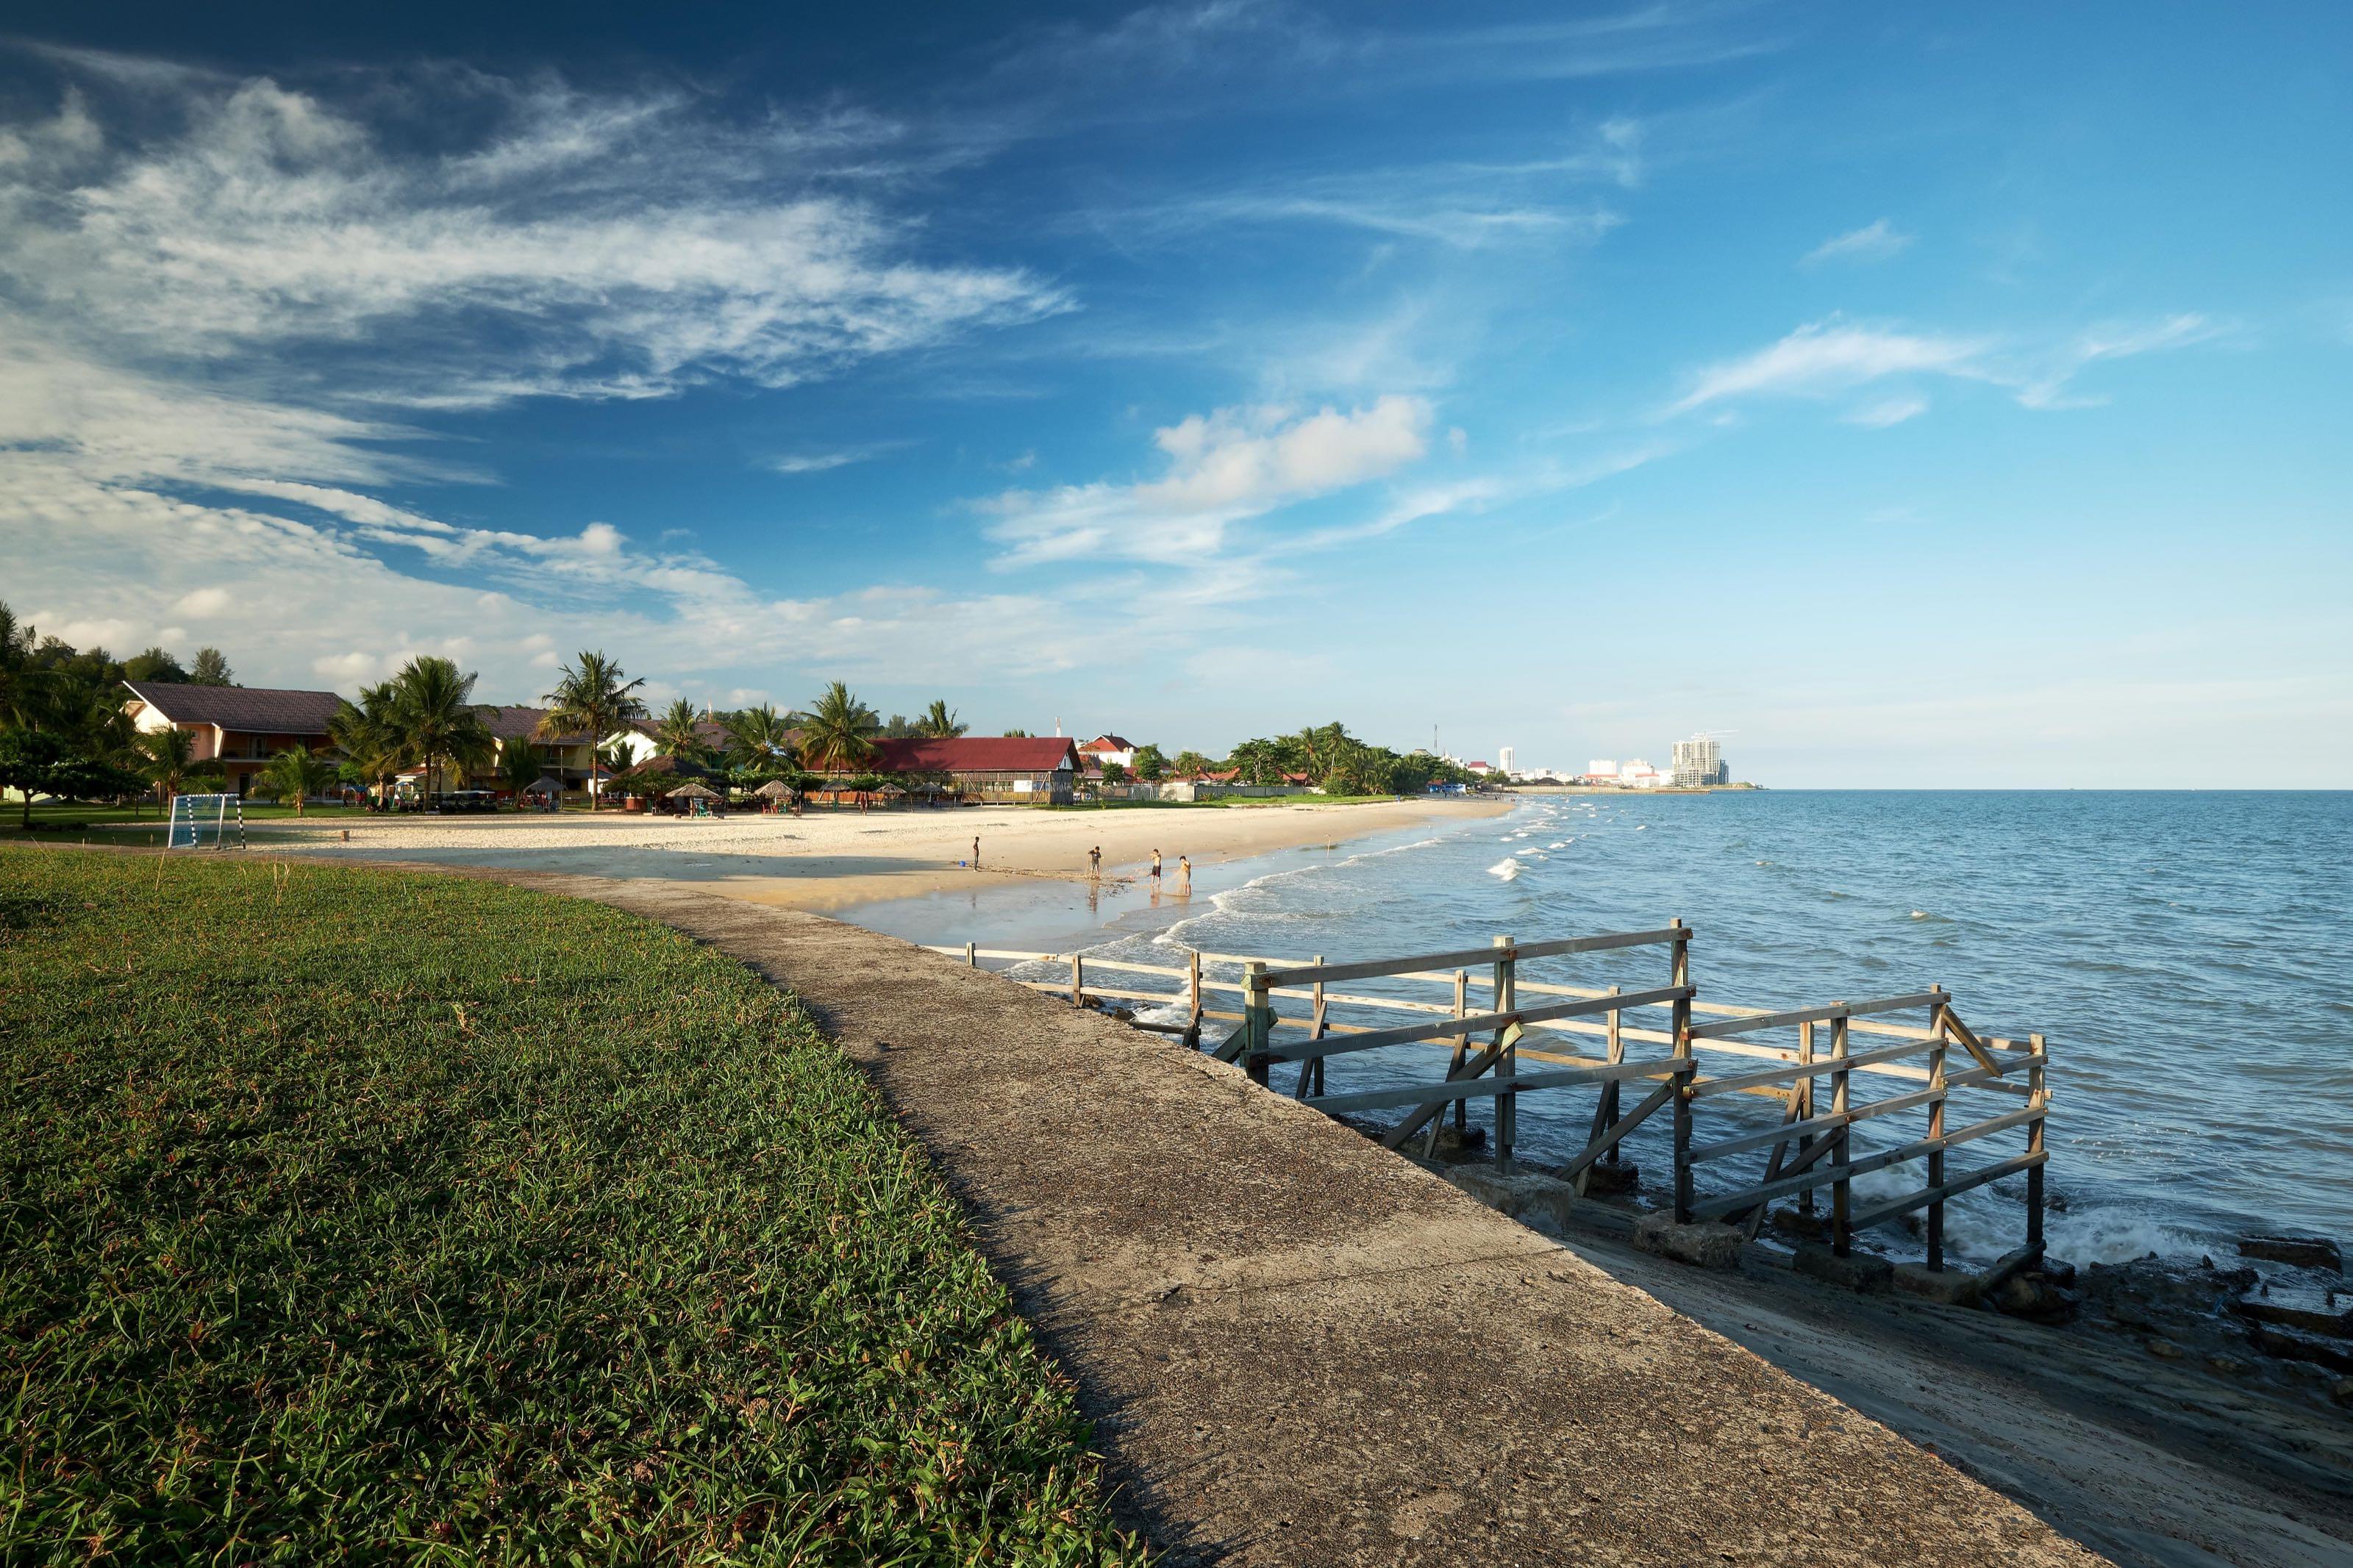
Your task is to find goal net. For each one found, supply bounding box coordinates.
[167,792,246,851]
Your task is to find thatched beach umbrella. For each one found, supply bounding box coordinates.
[668,780,721,800]
[752,778,793,800]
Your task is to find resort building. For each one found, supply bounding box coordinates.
[481,706,610,796]
[1498,745,1516,777]
[120,681,341,797]
[1075,734,1138,771]
[870,736,1082,804]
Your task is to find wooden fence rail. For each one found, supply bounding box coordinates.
[921,921,2049,1271]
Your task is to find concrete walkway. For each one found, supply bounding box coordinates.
[441,867,2104,1567]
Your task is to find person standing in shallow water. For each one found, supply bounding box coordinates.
[1149,849,1162,881]
[972,837,980,869]
[1178,855,1190,887]
[1088,845,1101,877]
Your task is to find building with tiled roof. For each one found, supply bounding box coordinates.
[121,681,343,796]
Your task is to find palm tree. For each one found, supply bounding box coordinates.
[257,748,337,815]
[388,656,495,803]
[499,740,546,799]
[723,703,796,773]
[539,651,647,812]
[916,699,968,739]
[795,681,880,774]
[649,698,712,762]
[329,683,407,805]
[188,647,234,687]
[135,725,198,805]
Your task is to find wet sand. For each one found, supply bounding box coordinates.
[254,796,1507,912]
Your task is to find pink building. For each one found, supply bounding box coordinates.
[121,681,343,797]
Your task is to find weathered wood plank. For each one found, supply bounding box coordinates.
[1686,992,1952,1041]
[1849,1150,2049,1232]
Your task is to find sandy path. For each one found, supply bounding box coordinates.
[256,796,1507,912]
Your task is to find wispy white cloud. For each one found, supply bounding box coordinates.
[765,443,910,475]
[1668,312,2218,418]
[979,395,1432,567]
[1669,319,1983,414]
[0,57,1065,408]
[1843,394,1929,427]
[1801,218,1911,267]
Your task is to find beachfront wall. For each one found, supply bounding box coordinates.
[1157,781,1316,802]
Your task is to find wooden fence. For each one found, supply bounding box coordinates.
[924,923,2049,1270]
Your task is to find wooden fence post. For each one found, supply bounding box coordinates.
[1576,984,1627,1197]
[965,940,977,968]
[1450,969,1470,1137]
[1310,955,1327,1098]
[1186,949,1204,1049]
[1493,935,1517,1173]
[1071,953,1084,1009]
[1669,918,1695,1224]
[1926,990,1949,1272]
[2027,1031,2048,1256]
[1829,1009,1852,1256]
[1796,1019,1816,1218]
[1243,961,1271,1086]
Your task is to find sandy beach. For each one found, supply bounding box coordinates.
[254,796,1508,912]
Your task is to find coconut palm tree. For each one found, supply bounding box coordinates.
[916,699,968,739]
[499,740,546,799]
[649,698,713,762]
[722,703,795,773]
[794,681,880,774]
[539,651,647,812]
[257,747,337,815]
[329,683,407,805]
[135,725,198,805]
[388,656,495,803]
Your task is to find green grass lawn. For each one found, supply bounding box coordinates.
[0,848,1143,1564]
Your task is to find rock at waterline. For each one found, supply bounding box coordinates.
[2237,1235,2343,1272]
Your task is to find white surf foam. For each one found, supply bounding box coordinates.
[1488,857,1522,881]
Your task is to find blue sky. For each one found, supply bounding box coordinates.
[1,2,2346,785]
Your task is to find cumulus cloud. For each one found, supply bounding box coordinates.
[1801,218,1911,266]
[979,395,1432,566]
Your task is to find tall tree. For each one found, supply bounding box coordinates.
[795,682,880,773]
[916,699,968,739]
[649,698,713,761]
[1132,742,1168,781]
[539,652,647,812]
[722,704,796,773]
[123,647,188,684]
[0,603,33,726]
[389,656,494,803]
[329,683,407,804]
[188,648,235,687]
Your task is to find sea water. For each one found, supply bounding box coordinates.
[847,792,2353,1269]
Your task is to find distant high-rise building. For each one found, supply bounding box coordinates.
[1498,745,1517,778]
[1671,735,1724,789]
[1586,759,1618,778]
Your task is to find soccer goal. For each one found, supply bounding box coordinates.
[167,792,247,851]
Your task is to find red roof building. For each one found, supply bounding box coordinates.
[866,736,1082,803]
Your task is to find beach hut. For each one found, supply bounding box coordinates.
[751,778,794,813]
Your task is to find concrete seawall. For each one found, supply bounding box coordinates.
[427,866,2104,1566]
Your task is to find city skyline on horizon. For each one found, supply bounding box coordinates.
[1,3,2346,788]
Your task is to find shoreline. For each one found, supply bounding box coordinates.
[254,795,1510,914]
